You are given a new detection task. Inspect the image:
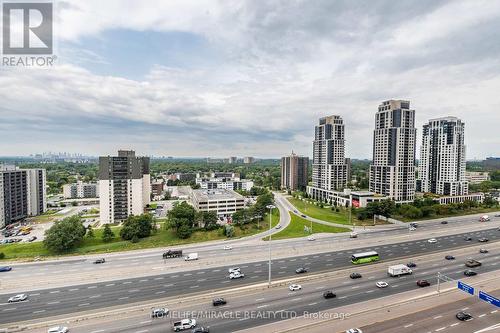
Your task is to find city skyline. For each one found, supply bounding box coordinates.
[1,1,500,159]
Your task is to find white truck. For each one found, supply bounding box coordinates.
[184,253,199,261]
[387,264,413,277]
[479,215,490,222]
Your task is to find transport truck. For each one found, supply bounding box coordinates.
[387,264,413,277]
[162,249,183,259]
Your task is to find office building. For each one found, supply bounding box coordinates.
[63,181,99,199]
[228,156,238,164]
[191,189,245,216]
[307,115,348,201]
[243,157,255,164]
[281,152,309,191]
[99,150,150,224]
[465,171,490,184]
[369,100,416,203]
[417,117,468,196]
[195,172,253,191]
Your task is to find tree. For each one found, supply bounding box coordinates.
[102,224,115,242]
[44,216,86,253]
[201,211,218,231]
[224,224,234,238]
[176,224,193,239]
[0,252,5,260]
[120,214,154,241]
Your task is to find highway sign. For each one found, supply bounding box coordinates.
[457,281,474,295]
[478,291,500,308]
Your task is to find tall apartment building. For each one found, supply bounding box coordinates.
[417,117,468,196]
[243,157,255,164]
[63,181,99,199]
[99,150,150,224]
[0,165,46,228]
[307,115,348,201]
[281,152,309,191]
[369,100,416,203]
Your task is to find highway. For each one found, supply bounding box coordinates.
[15,242,500,333]
[1,226,499,326]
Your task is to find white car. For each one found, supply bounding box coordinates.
[346,329,363,333]
[376,281,389,288]
[223,245,232,250]
[427,238,437,243]
[409,227,416,231]
[289,284,302,291]
[228,267,240,274]
[229,271,245,279]
[275,224,282,229]
[8,294,28,303]
[47,326,69,333]
[307,236,316,241]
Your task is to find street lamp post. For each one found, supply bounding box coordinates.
[266,204,276,288]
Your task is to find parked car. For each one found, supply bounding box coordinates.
[456,312,473,321]
[47,326,69,333]
[445,255,455,260]
[0,266,12,272]
[464,270,477,277]
[151,308,169,318]
[289,284,302,291]
[8,294,28,303]
[417,279,431,287]
[376,281,388,288]
[323,290,336,299]
[212,297,227,306]
[350,272,362,279]
[295,267,308,274]
[93,258,105,264]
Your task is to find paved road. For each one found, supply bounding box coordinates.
[361,289,500,333]
[1,227,499,325]
[17,243,500,333]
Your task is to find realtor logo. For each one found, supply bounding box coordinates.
[2,2,53,54]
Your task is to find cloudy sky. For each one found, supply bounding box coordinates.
[1,0,500,159]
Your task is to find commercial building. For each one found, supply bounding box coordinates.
[369,100,416,203]
[62,181,99,199]
[307,115,348,201]
[195,172,253,191]
[99,150,150,224]
[191,189,245,216]
[465,171,490,184]
[0,165,46,228]
[281,152,309,191]
[417,117,468,196]
[151,180,165,196]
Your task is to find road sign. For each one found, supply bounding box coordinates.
[457,281,474,295]
[478,291,500,308]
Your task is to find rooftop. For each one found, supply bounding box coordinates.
[192,189,244,201]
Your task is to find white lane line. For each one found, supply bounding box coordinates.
[29,293,40,296]
[69,288,79,291]
[49,290,60,294]
[47,301,60,305]
[155,291,165,294]
[105,283,115,287]
[257,304,268,309]
[308,302,317,306]
[404,324,413,328]
[450,323,459,327]
[33,310,45,314]
[478,314,486,318]
[433,315,442,319]
[118,297,129,300]
[90,295,101,299]
[78,303,90,307]
[255,298,265,302]
[88,286,97,289]
[435,327,446,332]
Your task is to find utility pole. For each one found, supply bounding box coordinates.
[266,204,276,288]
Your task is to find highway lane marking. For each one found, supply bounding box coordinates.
[78,303,90,307]
[33,310,45,314]
[278,271,286,274]
[163,284,174,287]
[49,290,60,293]
[197,279,207,282]
[308,302,317,306]
[291,298,302,301]
[128,289,140,293]
[366,290,374,293]
[139,279,149,282]
[29,293,40,296]
[69,288,79,291]
[140,320,151,324]
[88,286,97,289]
[47,301,60,304]
[135,330,148,333]
[105,283,115,286]
[154,277,164,280]
[435,327,446,332]
[171,275,179,278]
[433,315,442,319]
[190,285,199,289]
[478,314,486,318]
[89,295,101,298]
[491,310,498,314]
[3,308,17,311]
[404,324,413,328]
[118,297,129,300]
[450,323,459,327]
[90,330,105,333]
[257,304,268,309]
[123,281,132,284]
[183,273,192,276]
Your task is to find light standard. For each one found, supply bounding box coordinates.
[266,204,276,288]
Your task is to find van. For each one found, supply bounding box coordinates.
[185,253,198,261]
[173,319,197,331]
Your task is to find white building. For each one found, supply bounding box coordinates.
[99,150,150,224]
[369,100,416,203]
[417,117,468,196]
[191,189,245,216]
[195,172,253,191]
[465,171,490,184]
[243,157,255,164]
[63,181,99,199]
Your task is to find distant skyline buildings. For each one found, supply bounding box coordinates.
[281,152,309,191]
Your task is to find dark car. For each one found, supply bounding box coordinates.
[465,259,482,268]
[479,248,488,254]
[93,258,106,264]
[192,327,210,333]
[456,312,473,321]
[441,221,448,224]
[0,266,12,272]
[478,238,489,242]
[416,279,431,287]
[350,272,362,279]
[151,308,169,318]
[464,270,477,277]
[301,214,307,218]
[323,291,336,299]
[410,222,418,228]
[212,297,227,306]
[445,255,455,260]
[295,267,308,274]
[464,236,472,241]
[406,262,417,268]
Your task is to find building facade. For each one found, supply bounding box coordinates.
[465,171,489,184]
[99,150,151,224]
[281,152,309,191]
[369,100,416,203]
[417,117,468,196]
[191,189,245,216]
[63,181,99,199]
[243,157,255,164]
[195,172,253,191]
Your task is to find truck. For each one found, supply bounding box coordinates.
[479,215,490,222]
[184,253,198,261]
[465,259,482,268]
[162,249,183,259]
[388,264,413,277]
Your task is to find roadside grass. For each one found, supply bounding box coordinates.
[288,197,362,225]
[0,210,280,261]
[269,214,350,240]
[394,207,500,222]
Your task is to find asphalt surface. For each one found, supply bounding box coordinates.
[20,244,500,333]
[1,226,499,325]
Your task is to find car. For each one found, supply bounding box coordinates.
[293,210,298,213]
[173,319,197,332]
[151,307,169,318]
[301,214,307,218]
[307,236,316,241]
[212,297,226,306]
[465,259,482,268]
[479,248,488,253]
[416,279,431,287]
[28,236,37,242]
[323,290,336,299]
[350,272,362,279]
[192,327,210,333]
[228,267,240,274]
[275,224,282,229]
[427,238,437,243]
[456,312,473,321]
[445,255,455,260]
[410,222,418,228]
[376,281,388,288]
[478,237,489,242]
[349,232,358,238]
[93,258,105,264]
[223,245,232,250]
[464,270,477,277]
[47,326,69,333]
[346,329,363,333]
[409,226,416,231]
[289,284,302,291]
[464,236,472,241]
[0,266,12,272]
[295,267,308,274]
[229,271,245,279]
[406,262,417,268]
[441,220,448,224]
[8,294,28,303]
[495,214,500,218]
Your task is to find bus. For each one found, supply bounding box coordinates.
[351,251,379,264]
